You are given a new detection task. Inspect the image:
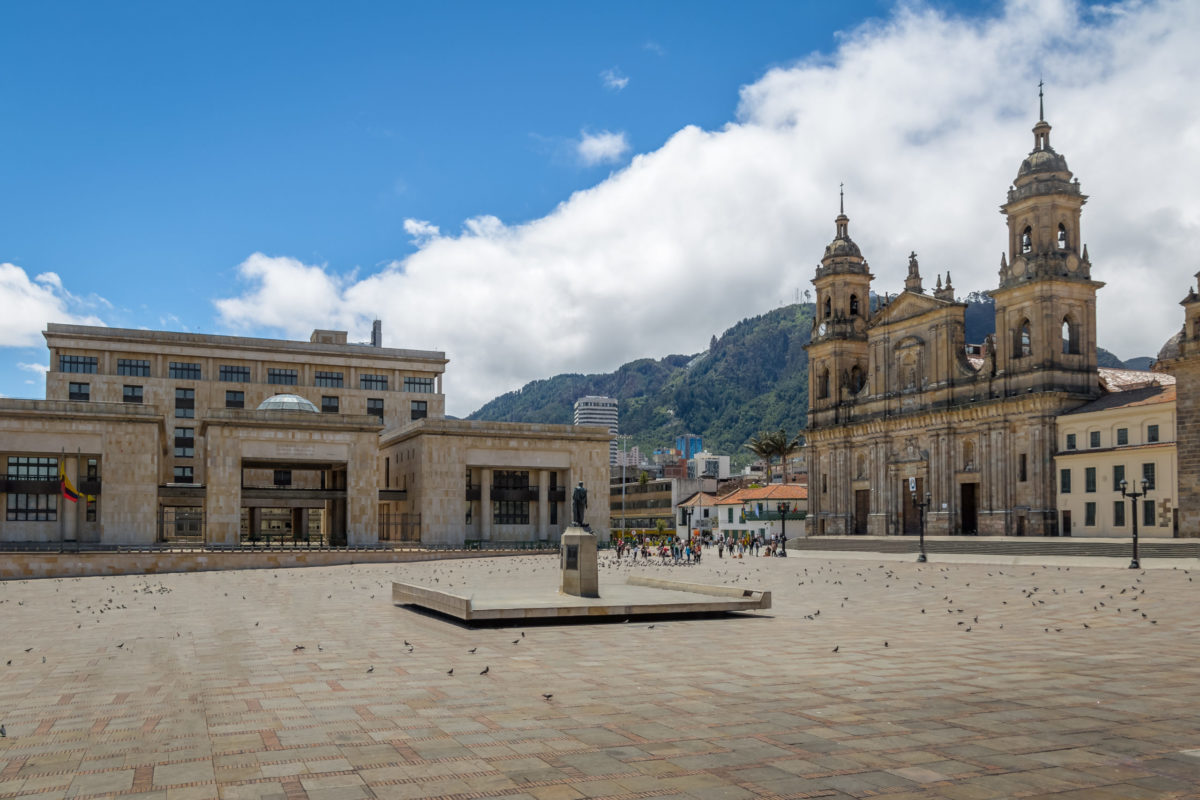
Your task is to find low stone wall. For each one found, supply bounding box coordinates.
[0,548,550,581]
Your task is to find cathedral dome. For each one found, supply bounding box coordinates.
[1156,330,1183,363]
[824,236,862,259]
[1018,147,1070,178]
[256,393,320,413]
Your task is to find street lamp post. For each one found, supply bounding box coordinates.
[777,501,789,557]
[617,434,632,542]
[1119,478,1150,569]
[911,489,931,563]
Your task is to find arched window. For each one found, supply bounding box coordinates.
[1021,227,1032,254]
[1057,224,1068,250]
[818,368,830,399]
[824,296,832,319]
[849,294,860,316]
[1062,317,1079,355]
[1015,320,1032,357]
[849,364,864,393]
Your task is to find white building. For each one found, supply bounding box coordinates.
[688,451,730,480]
[574,395,618,465]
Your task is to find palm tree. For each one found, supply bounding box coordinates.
[745,429,804,482]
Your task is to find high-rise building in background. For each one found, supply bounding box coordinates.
[574,395,618,464]
[676,434,703,460]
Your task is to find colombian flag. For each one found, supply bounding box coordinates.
[60,463,80,504]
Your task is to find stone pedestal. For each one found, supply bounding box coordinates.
[560,527,599,598]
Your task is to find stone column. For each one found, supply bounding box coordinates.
[204,437,242,546]
[480,468,492,541]
[538,469,550,541]
[249,507,262,542]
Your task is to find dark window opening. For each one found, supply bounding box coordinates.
[69,382,90,401]
[1019,453,1028,482]
[175,388,195,418]
[367,398,384,420]
[1117,428,1128,446]
[1057,223,1068,249]
[59,355,97,373]
[411,400,427,420]
[404,376,435,393]
[1147,424,1160,443]
[219,365,250,383]
[1114,501,1125,527]
[321,396,339,413]
[273,470,292,487]
[117,359,150,377]
[172,466,193,484]
[267,368,297,386]
[314,371,343,387]
[1085,502,1096,526]
[1089,430,1100,448]
[225,391,244,409]
[1060,469,1071,493]
[174,427,194,458]
[849,294,859,316]
[1021,226,1032,254]
[123,385,143,404]
[169,362,201,380]
[361,374,388,391]
[1085,467,1096,493]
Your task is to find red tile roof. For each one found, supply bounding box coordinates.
[715,484,808,505]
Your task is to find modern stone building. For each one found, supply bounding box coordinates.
[806,104,1119,537]
[379,419,611,546]
[2,324,607,547]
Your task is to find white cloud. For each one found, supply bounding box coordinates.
[403,218,440,245]
[214,0,1200,417]
[576,130,630,165]
[17,362,48,376]
[600,67,629,91]
[0,263,106,347]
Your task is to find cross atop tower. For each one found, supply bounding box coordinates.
[839,182,844,214]
[1038,78,1044,121]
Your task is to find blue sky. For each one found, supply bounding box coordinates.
[2,1,1197,416]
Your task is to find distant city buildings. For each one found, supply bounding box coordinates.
[676,434,703,460]
[574,395,619,465]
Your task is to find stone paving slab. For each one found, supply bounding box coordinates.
[2,553,1200,799]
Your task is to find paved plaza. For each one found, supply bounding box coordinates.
[2,552,1200,800]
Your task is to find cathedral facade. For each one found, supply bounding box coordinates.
[805,108,1104,537]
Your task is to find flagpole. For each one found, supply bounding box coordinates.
[59,448,65,553]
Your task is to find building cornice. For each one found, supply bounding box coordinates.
[381,418,613,447]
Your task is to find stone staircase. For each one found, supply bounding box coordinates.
[788,536,1200,559]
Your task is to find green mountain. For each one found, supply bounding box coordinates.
[468,303,815,466]
[468,297,1147,466]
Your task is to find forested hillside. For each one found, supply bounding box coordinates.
[468,296,1146,466]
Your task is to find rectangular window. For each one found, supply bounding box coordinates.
[360,374,388,391]
[1060,469,1071,494]
[1085,467,1096,493]
[314,370,344,388]
[219,365,250,382]
[367,398,384,420]
[727,508,734,523]
[59,354,97,373]
[1147,424,1160,443]
[117,358,150,377]
[172,466,193,484]
[123,385,143,404]
[549,473,558,525]
[5,457,59,521]
[1142,462,1156,491]
[1089,431,1101,448]
[410,400,428,420]
[1018,453,1027,482]
[267,368,297,385]
[69,382,90,401]
[1114,464,1125,489]
[1085,502,1096,526]
[173,427,194,458]
[169,361,201,380]
[321,395,339,413]
[86,495,97,522]
[403,376,435,393]
[1117,428,1128,446]
[1114,500,1126,527]
[492,470,531,525]
[273,470,291,487]
[225,390,244,409]
[1065,433,1077,450]
[175,388,195,418]
[1143,499,1155,527]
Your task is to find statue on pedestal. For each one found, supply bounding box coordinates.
[571,481,588,528]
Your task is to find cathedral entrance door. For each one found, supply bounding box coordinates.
[960,483,978,535]
[900,477,923,535]
[854,490,869,535]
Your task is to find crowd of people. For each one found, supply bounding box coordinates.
[611,531,788,564]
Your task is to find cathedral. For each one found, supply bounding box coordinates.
[805,100,1106,537]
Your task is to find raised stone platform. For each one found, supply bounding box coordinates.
[392,574,771,621]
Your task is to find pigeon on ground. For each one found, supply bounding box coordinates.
[480,666,489,675]
[366,666,374,673]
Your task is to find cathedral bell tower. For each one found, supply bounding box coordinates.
[990,86,1103,396]
[807,189,873,425]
